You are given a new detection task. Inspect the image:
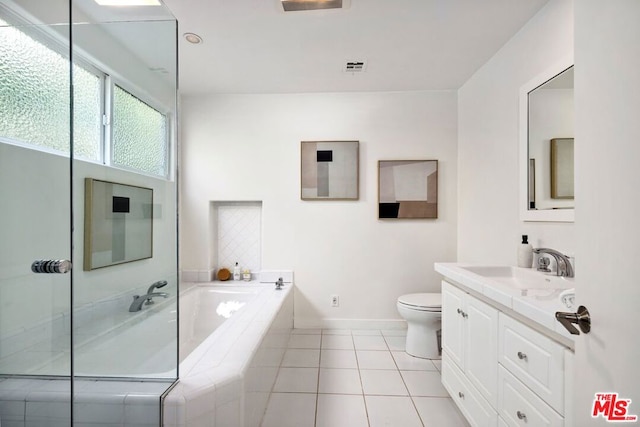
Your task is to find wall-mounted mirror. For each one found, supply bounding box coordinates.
[519,55,574,222]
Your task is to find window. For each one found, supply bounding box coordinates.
[112,85,168,177]
[0,16,171,178]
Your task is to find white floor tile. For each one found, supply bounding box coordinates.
[318,368,362,394]
[353,335,388,351]
[365,395,422,427]
[392,351,438,371]
[273,368,318,393]
[281,349,320,368]
[384,335,407,351]
[352,329,382,336]
[356,350,396,370]
[288,334,321,349]
[316,394,368,427]
[261,393,316,427]
[320,349,358,369]
[414,397,470,427]
[292,328,321,335]
[360,369,408,396]
[321,335,354,350]
[401,370,449,397]
[322,329,352,335]
[381,329,407,337]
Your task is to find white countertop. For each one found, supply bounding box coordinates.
[435,262,576,343]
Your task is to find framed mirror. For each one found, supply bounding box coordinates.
[84,178,153,270]
[519,55,574,222]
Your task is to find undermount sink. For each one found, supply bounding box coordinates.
[460,265,574,291]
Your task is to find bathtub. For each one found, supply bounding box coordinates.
[163,279,293,427]
[70,283,263,378]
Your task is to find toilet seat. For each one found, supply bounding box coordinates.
[397,293,441,312]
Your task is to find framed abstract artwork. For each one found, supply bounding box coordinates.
[378,160,438,219]
[301,140,359,200]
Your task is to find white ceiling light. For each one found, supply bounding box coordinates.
[281,0,347,12]
[183,33,203,44]
[94,0,161,6]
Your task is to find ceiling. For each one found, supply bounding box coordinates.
[161,0,549,95]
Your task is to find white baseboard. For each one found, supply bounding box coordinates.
[294,318,407,331]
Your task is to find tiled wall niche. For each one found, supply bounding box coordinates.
[211,201,262,281]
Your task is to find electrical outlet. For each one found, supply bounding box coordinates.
[331,294,339,307]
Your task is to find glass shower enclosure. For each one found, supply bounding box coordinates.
[0,0,178,425]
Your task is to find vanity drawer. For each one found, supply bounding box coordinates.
[442,351,497,427]
[498,365,563,427]
[498,314,565,414]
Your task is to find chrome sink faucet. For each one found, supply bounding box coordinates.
[129,280,169,312]
[275,277,284,290]
[533,248,574,278]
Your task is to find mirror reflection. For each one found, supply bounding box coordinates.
[527,66,574,210]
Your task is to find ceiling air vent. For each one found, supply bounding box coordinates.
[281,0,343,12]
[344,61,366,73]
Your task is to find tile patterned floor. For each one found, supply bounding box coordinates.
[261,329,470,427]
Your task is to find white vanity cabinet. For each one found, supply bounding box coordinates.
[441,277,574,427]
[442,281,499,426]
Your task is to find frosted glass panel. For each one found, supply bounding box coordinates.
[0,18,101,159]
[112,85,168,176]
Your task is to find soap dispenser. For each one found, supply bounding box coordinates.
[518,235,533,268]
[233,262,241,281]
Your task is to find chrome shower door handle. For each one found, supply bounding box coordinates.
[31,259,72,274]
[555,305,591,335]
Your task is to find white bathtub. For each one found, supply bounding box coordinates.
[164,280,293,427]
[69,283,264,378]
[179,285,261,361]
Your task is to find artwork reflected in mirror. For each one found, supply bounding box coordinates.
[84,178,153,270]
[551,138,574,199]
[527,65,574,211]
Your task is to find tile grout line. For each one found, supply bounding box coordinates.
[385,332,427,427]
[354,330,372,427]
[313,333,322,427]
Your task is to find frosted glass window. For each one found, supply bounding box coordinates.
[0,18,101,160]
[112,85,167,177]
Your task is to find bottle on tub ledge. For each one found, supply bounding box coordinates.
[242,268,251,282]
[517,235,533,268]
[233,262,241,281]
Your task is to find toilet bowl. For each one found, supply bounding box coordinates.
[396,293,442,359]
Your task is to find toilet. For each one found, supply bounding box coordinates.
[396,293,442,359]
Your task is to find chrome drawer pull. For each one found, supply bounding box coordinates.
[457,308,462,315]
[517,410,527,420]
[517,351,528,361]
[458,391,464,399]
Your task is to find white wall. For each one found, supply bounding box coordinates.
[180,91,458,327]
[457,0,575,264]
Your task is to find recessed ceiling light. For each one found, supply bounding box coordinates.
[183,33,203,44]
[281,0,343,12]
[94,0,161,6]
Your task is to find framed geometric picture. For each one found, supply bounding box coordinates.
[378,160,438,219]
[301,140,359,200]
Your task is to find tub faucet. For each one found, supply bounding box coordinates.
[129,280,169,312]
[275,277,284,290]
[533,248,574,278]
